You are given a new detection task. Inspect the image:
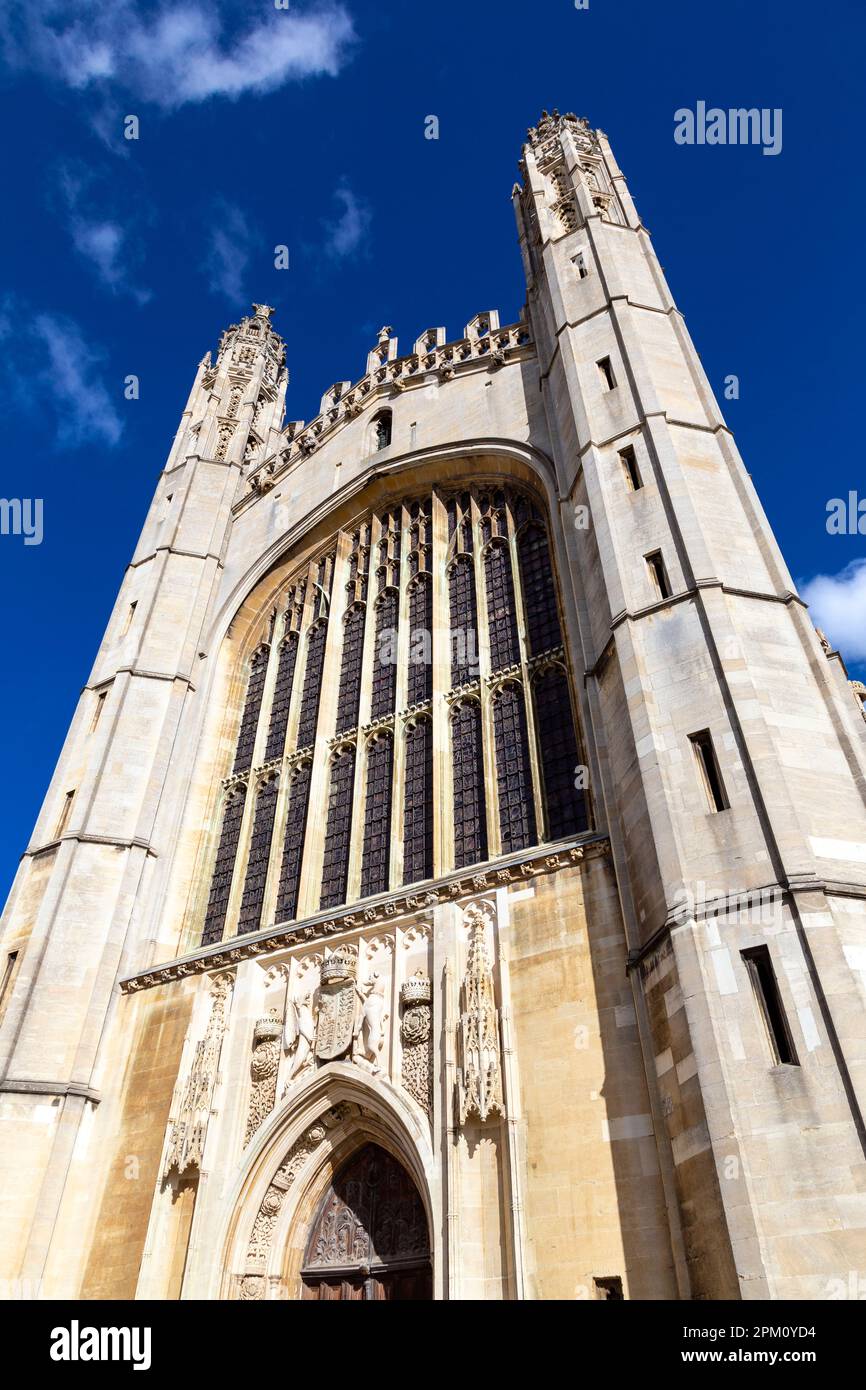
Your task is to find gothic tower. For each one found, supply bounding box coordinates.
[1,115,865,1302]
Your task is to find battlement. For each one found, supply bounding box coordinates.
[243,311,533,498]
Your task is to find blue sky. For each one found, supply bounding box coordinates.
[0,0,864,896]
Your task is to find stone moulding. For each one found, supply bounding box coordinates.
[120,832,610,994]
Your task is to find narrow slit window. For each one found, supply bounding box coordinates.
[620,446,642,491]
[741,946,799,1066]
[645,550,671,600]
[120,600,137,636]
[689,730,729,812]
[56,790,75,838]
[597,356,616,391]
[0,951,19,1019]
[90,691,107,733]
[573,250,589,279]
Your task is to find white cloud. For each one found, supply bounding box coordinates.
[801,559,866,664]
[1,2,356,110]
[56,165,151,302]
[205,201,253,303]
[0,301,123,450]
[322,182,371,259]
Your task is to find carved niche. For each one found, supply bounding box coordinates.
[401,973,433,1116]
[164,973,233,1177]
[456,900,505,1124]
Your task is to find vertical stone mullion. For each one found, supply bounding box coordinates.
[388,501,412,889]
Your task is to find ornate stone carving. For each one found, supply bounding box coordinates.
[456,901,505,1124]
[315,945,357,1061]
[240,1102,356,1288]
[352,972,388,1073]
[283,988,317,1087]
[401,973,432,1116]
[244,1013,282,1146]
[164,973,233,1177]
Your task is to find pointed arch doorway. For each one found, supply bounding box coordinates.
[300,1142,432,1301]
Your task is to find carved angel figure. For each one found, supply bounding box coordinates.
[353,973,388,1073]
[283,990,317,1083]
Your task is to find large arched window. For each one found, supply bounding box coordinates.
[320,748,356,909]
[361,732,393,897]
[237,774,278,934]
[517,522,562,655]
[451,699,487,868]
[533,665,587,839]
[403,716,433,885]
[201,785,246,945]
[336,603,366,732]
[296,620,328,748]
[484,540,520,672]
[233,645,269,773]
[370,589,398,719]
[407,574,432,705]
[448,555,478,688]
[274,760,312,923]
[264,631,299,762]
[199,482,588,946]
[493,682,536,853]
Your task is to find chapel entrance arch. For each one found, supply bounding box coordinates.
[299,1141,432,1301]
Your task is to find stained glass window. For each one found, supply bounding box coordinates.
[264,632,299,762]
[493,683,537,853]
[534,666,587,838]
[275,761,312,922]
[233,646,269,774]
[448,555,478,687]
[320,749,356,909]
[336,604,366,732]
[403,718,433,885]
[201,785,246,945]
[237,777,278,934]
[407,575,432,705]
[452,700,487,869]
[360,733,393,897]
[518,523,562,655]
[485,541,520,671]
[371,590,398,719]
[296,620,328,749]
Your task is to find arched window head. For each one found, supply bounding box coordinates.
[372,409,392,452]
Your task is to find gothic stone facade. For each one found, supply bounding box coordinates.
[2,111,866,1301]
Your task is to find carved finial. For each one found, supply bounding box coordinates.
[377,325,393,344]
[252,303,275,320]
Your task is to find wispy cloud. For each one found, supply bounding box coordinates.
[0,300,123,450]
[322,181,371,260]
[56,165,150,302]
[802,559,866,664]
[205,201,253,304]
[0,1,356,110]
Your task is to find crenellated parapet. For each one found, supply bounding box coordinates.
[242,311,533,499]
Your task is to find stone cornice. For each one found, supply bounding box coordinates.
[120,832,609,993]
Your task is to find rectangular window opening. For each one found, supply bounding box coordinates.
[597,356,616,391]
[573,250,589,279]
[689,730,729,812]
[620,445,642,491]
[645,550,671,601]
[594,1276,624,1301]
[120,600,137,637]
[0,951,19,1020]
[56,790,75,838]
[742,946,799,1066]
[90,691,107,733]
